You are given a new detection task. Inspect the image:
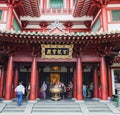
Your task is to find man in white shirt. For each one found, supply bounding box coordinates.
[15,82,25,106]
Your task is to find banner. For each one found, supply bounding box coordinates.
[41,44,73,59]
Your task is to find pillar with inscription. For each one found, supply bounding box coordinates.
[30,57,37,100]
[5,56,14,100]
[76,58,83,100]
[100,57,108,100]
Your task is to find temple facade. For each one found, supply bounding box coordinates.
[0,0,120,101]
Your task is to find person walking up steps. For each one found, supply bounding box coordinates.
[15,81,25,106]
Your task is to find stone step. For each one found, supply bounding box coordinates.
[33,105,80,109]
[86,105,107,107]
[36,103,76,105]
[85,102,105,105]
[33,108,81,110]
[89,110,112,113]
[34,104,79,107]
[88,108,110,110]
[6,104,26,107]
[2,110,24,113]
[32,109,82,113]
[4,107,25,110]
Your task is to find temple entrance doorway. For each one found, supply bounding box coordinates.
[18,65,31,98]
[39,62,75,99]
[82,64,94,99]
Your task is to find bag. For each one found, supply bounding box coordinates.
[39,91,43,98]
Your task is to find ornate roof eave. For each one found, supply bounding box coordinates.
[73,0,91,17]
[0,30,120,45]
[23,0,40,17]
[14,0,40,17]
[73,0,110,18]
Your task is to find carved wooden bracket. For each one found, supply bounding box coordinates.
[84,21,92,29]
[96,43,117,57]
[39,21,48,28]
[30,44,41,57]
[73,44,87,58]
[3,45,15,56]
[64,21,73,28]
[21,21,29,28]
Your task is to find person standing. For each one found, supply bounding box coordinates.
[61,82,66,99]
[82,83,87,98]
[68,81,73,98]
[15,82,25,106]
[26,82,30,100]
[41,81,47,99]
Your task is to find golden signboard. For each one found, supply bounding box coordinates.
[41,44,73,59]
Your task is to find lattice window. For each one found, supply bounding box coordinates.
[112,10,120,21]
[50,0,63,8]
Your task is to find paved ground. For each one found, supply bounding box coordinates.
[0,98,120,115]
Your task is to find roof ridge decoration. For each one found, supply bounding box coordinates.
[48,20,67,35]
[49,20,64,30]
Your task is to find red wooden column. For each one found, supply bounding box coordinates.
[101,5,108,32]
[0,67,4,98]
[76,58,83,100]
[30,57,37,100]
[36,68,39,98]
[5,56,14,100]
[6,4,13,30]
[73,69,77,99]
[108,66,112,98]
[100,57,108,100]
[93,66,99,98]
[13,67,19,98]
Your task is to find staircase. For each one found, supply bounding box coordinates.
[0,101,27,113]
[32,100,82,113]
[85,101,119,113]
[0,99,120,115]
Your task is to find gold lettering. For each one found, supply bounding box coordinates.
[46,49,51,55]
[63,50,68,55]
[57,49,62,54]
[53,49,57,55]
